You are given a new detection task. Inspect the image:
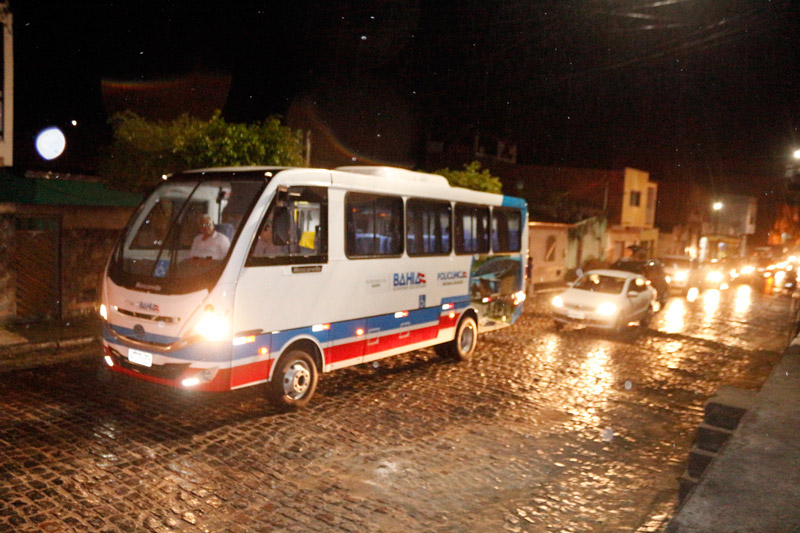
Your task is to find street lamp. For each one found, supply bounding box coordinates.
[711,201,724,259]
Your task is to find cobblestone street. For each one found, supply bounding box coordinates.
[0,287,792,532]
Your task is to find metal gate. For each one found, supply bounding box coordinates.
[12,216,60,320]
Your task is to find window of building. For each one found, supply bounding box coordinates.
[545,235,557,262]
[630,190,641,207]
[345,192,403,257]
[406,199,452,256]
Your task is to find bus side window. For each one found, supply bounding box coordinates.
[247,186,328,266]
[492,207,522,253]
[407,198,452,256]
[345,192,403,258]
[454,204,489,255]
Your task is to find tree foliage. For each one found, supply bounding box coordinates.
[100,110,306,191]
[434,161,502,193]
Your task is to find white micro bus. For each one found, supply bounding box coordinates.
[99,166,528,408]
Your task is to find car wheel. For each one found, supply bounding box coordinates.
[437,315,478,360]
[639,305,653,328]
[267,349,318,410]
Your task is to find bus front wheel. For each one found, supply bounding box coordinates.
[436,315,478,361]
[267,349,318,410]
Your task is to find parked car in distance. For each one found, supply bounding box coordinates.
[660,255,701,292]
[551,269,656,333]
[609,258,669,305]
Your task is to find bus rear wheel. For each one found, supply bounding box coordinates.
[267,349,318,410]
[436,315,478,361]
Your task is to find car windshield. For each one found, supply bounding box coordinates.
[573,273,626,294]
[108,173,268,294]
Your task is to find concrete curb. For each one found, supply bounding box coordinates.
[0,335,100,360]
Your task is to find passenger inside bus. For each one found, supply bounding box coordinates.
[189,214,231,260]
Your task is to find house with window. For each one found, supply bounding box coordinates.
[497,164,658,263]
[608,167,659,261]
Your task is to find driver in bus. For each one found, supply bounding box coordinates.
[253,217,287,257]
[190,214,231,261]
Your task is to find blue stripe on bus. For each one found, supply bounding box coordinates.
[501,196,528,209]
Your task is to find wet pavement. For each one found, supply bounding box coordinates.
[0,285,793,532]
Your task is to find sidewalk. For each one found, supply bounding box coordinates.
[0,314,102,371]
[667,343,800,531]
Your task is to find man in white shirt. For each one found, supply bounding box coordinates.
[190,215,230,260]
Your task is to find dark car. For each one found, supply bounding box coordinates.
[610,258,669,305]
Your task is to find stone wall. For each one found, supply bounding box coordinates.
[61,228,120,318]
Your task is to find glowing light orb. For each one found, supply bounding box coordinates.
[35,127,66,160]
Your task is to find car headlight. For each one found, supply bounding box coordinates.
[552,295,564,308]
[193,306,231,342]
[99,303,108,321]
[674,271,688,282]
[740,265,755,275]
[707,271,723,283]
[595,302,618,316]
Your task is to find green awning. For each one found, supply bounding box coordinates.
[0,169,142,207]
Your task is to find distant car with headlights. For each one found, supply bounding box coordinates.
[609,258,669,305]
[699,259,730,290]
[661,255,701,292]
[727,257,757,285]
[551,269,656,333]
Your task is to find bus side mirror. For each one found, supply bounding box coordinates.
[276,185,289,208]
[273,207,290,245]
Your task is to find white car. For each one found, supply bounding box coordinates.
[551,269,656,332]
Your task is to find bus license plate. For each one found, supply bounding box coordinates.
[128,348,153,367]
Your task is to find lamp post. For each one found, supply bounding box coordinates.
[712,201,723,259]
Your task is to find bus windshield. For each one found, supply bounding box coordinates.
[109,175,267,293]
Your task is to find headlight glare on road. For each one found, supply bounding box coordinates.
[595,302,618,316]
[552,295,564,308]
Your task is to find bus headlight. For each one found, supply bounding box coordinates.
[193,308,231,342]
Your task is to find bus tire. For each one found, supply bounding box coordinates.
[267,349,318,410]
[436,315,478,361]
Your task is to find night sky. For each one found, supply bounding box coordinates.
[10,0,800,189]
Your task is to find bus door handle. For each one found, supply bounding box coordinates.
[398,321,412,339]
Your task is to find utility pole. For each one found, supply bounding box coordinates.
[0,2,12,167]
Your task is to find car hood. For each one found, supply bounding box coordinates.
[557,287,624,308]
